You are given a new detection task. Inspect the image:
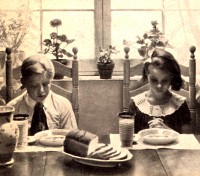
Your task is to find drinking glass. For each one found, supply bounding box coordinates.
[13,114,29,150]
[118,112,135,148]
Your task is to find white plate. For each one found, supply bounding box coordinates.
[34,129,69,146]
[63,148,133,167]
[28,136,37,145]
[138,128,179,145]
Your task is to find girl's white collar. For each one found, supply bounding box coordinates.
[131,91,186,116]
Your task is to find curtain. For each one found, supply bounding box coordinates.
[164,0,200,74]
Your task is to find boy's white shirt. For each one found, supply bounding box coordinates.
[8,90,78,131]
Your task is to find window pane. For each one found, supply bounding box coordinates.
[42,0,94,9]
[165,10,200,67]
[20,12,41,56]
[111,11,162,59]
[0,8,40,56]
[0,0,28,10]
[43,11,95,60]
[165,0,200,10]
[29,0,41,10]
[111,0,163,9]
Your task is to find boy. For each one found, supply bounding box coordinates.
[7,54,78,135]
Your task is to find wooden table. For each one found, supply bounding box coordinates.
[1,135,200,176]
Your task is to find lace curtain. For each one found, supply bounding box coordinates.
[164,0,200,74]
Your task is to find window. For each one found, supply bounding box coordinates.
[111,0,163,60]
[1,0,200,75]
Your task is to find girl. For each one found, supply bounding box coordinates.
[128,48,191,133]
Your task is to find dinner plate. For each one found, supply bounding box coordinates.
[28,136,37,145]
[63,148,133,167]
[138,128,179,145]
[34,129,69,146]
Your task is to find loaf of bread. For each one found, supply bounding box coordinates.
[63,129,98,157]
[63,130,128,160]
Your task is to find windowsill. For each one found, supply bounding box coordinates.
[53,75,143,82]
[79,76,124,81]
[53,76,124,81]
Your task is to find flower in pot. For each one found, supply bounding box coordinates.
[136,20,172,60]
[43,19,75,65]
[97,45,119,79]
[124,20,172,60]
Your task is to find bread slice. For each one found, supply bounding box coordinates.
[108,151,127,160]
[88,144,128,160]
[103,149,121,159]
[87,143,106,157]
[88,144,114,160]
[102,147,118,157]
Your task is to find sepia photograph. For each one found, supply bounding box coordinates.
[0,0,200,175]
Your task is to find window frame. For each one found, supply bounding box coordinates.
[7,0,200,76]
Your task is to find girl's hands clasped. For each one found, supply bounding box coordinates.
[148,117,166,128]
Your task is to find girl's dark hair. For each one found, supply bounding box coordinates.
[142,48,183,91]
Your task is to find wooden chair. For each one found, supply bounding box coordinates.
[123,46,197,133]
[5,47,79,123]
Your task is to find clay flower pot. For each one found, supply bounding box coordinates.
[97,62,115,79]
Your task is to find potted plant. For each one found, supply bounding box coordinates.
[124,20,172,60]
[0,4,32,75]
[137,20,173,59]
[43,19,75,65]
[97,45,119,79]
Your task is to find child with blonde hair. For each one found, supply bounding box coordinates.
[8,54,78,135]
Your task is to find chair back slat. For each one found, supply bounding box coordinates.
[52,60,72,78]
[129,62,144,77]
[179,64,189,77]
[51,83,72,101]
[13,66,22,80]
[130,84,149,98]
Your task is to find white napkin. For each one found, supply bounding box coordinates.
[110,134,200,150]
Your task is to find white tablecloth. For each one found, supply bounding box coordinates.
[110,134,200,150]
[14,141,63,153]
[15,134,200,153]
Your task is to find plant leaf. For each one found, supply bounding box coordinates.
[44,48,49,54]
[64,51,73,57]
[66,39,75,44]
